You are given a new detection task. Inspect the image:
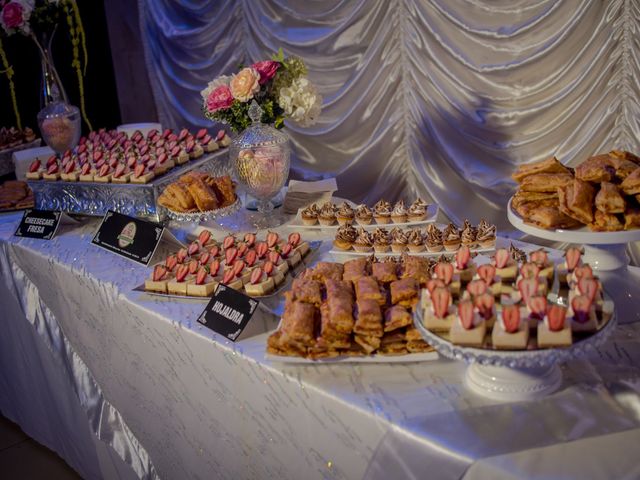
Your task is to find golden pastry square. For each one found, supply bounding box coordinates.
[291,277,322,305]
[589,210,624,232]
[624,206,640,230]
[595,182,626,214]
[519,173,574,193]
[355,276,385,304]
[312,262,344,282]
[401,258,431,285]
[343,257,369,282]
[322,298,354,335]
[390,277,419,305]
[354,299,383,336]
[621,168,640,196]
[575,155,616,183]
[511,156,570,183]
[280,294,317,345]
[371,261,398,283]
[407,340,434,353]
[325,278,354,302]
[354,335,381,354]
[384,305,412,332]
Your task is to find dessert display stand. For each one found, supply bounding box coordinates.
[507,198,640,323]
[414,308,617,402]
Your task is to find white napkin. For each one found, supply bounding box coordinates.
[283,178,338,214]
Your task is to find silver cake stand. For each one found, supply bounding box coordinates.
[413,308,617,402]
[507,197,640,323]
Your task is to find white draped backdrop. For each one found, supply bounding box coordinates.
[138,0,640,232]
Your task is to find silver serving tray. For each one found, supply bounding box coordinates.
[27,149,229,221]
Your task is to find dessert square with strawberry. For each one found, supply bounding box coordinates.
[449,300,486,348]
[492,304,529,349]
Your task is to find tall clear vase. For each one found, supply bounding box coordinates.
[34,28,81,154]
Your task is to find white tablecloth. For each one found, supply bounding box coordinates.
[1,211,640,480]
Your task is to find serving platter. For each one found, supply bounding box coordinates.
[329,245,495,258]
[265,350,438,364]
[159,197,242,223]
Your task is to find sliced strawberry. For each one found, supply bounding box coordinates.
[263,261,274,276]
[577,277,599,302]
[244,232,256,246]
[109,157,119,169]
[127,156,137,168]
[168,133,178,143]
[434,262,454,285]
[186,241,199,256]
[175,264,189,282]
[178,128,189,142]
[146,160,156,171]
[81,163,91,175]
[195,267,208,285]
[195,128,207,140]
[250,268,264,285]
[245,250,257,267]
[133,163,145,178]
[520,262,540,279]
[232,259,245,276]
[209,245,220,257]
[139,144,149,156]
[268,251,281,265]
[47,163,59,174]
[132,130,142,142]
[528,295,547,320]
[225,247,238,266]
[474,293,495,320]
[196,231,210,247]
[140,154,151,164]
[466,280,487,297]
[152,265,168,281]
[494,248,510,269]
[216,129,226,141]
[288,232,301,248]
[176,248,188,263]
[165,255,178,271]
[64,160,76,174]
[223,235,236,250]
[237,243,248,258]
[28,159,41,172]
[476,264,496,285]
[188,259,199,274]
[200,134,212,145]
[157,153,168,165]
[222,269,236,285]
[77,142,87,152]
[517,277,538,304]
[266,231,279,248]
[458,300,475,330]
[431,287,450,319]
[565,247,582,271]
[530,249,548,266]
[147,128,159,140]
[209,259,221,277]
[199,252,210,265]
[426,278,445,294]
[113,163,126,178]
[547,305,567,332]
[256,242,268,259]
[572,295,592,324]
[46,155,58,167]
[93,150,103,162]
[281,244,292,258]
[162,128,172,139]
[167,140,178,151]
[573,265,593,280]
[185,140,195,153]
[95,159,106,170]
[502,304,521,333]
[107,138,117,150]
[455,245,471,270]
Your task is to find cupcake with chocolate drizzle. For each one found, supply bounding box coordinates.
[373,199,392,225]
[336,202,355,226]
[355,204,373,225]
[391,200,408,224]
[442,223,461,252]
[407,228,425,253]
[461,219,477,249]
[476,219,497,248]
[301,203,319,226]
[425,224,443,253]
[408,198,428,222]
[318,202,337,226]
[353,228,374,253]
[334,223,357,251]
[372,227,391,253]
[390,227,409,253]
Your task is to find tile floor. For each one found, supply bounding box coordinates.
[0,413,80,479]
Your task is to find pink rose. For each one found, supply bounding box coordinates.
[206,85,233,113]
[229,67,260,102]
[2,2,25,29]
[251,60,280,85]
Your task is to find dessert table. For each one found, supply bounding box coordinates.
[1,210,640,480]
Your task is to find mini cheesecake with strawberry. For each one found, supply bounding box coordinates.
[220,267,244,291]
[567,294,598,333]
[145,264,174,293]
[130,162,155,184]
[491,304,528,350]
[432,262,460,297]
[422,286,456,332]
[420,278,446,310]
[473,264,502,297]
[523,294,547,329]
[453,245,475,283]
[60,159,79,181]
[268,251,289,277]
[537,304,572,348]
[474,293,496,329]
[111,163,131,183]
[26,159,43,180]
[509,275,547,310]
[279,243,302,268]
[42,156,61,181]
[216,129,232,148]
[287,232,310,258]
[528,248,554,284]
[186,265,219,297]
[78,161,95,181]
[492,248,517,283]
[94,164,113,183]
[507,263,548,297]
[557,246,583,286]
[167,262,195,295]
[244,264,276,296]
[449,299,486,348]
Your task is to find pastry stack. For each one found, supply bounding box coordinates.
[512,151,640,231]
[0,180,34,211]
[25,127,231,184]
[158,172,236,213]
[421,245,613,350]
[266,256,436,359]
[144,230,310,297]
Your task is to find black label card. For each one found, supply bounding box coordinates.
[91,211,164,266]
[197,285,260,341]
[14,209,62,240]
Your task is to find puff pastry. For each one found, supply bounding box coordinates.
[384,305,412,332]
[621,168,640,196]
[567,179,595,224]
[355,276,385,305]
[519,173,573,193]
[371,261,398,283]
[389,277,419,305]
[342,257,369,283]
[624,206,640,230]
[291,277,322,305]
[354,299,384,337]
[512,156,570,183]
[589,209,624,232]
[610,150,640,165]
[575,155,616,183]
[595,182,626,214]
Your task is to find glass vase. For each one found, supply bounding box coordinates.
[33,28,81,154]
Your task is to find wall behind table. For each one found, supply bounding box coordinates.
[137,0,640,233]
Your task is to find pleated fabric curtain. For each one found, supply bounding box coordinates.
[138,0,640,236]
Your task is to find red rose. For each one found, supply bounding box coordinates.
[251,60,280,85]
[206,85,234,113]
[2,2,25,30]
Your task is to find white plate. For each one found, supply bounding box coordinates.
[329,246,495,258]
[507,197,640,245]
[265,351,439,364]
[287,203,439,230]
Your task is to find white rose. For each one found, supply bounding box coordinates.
[278,77,322,127]
[200,75,231,103]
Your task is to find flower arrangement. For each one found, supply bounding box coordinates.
[0,0,91,130]
[201,48,322,133]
